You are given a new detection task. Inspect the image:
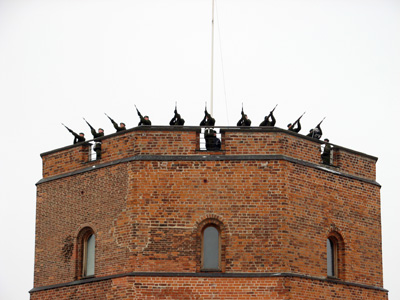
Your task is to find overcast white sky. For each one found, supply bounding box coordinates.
[0,0,399,299]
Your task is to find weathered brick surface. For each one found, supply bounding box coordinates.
[32,127,386,299]
[41,143,91,178]
[30,276,387,299]
[41,127,376,181]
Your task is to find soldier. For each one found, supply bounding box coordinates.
[260,105,277,127]
[237,108,251,126]
[205,130,221,151]
[200,109,215,126]
[84,119,104,160]
[136,106,152,126]
[63,124,85,144]
[307,123,322,140]
[321,138,332,165]
[287,113,304,133]
[307,118,325,140]
[169,106,185,126]
[105,113,126,132]
[287,121,301,133]
[260,111,276,127]
[200,108,216,150]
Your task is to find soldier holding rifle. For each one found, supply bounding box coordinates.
[135,106,151,126]
[84,118,104,160]
[62,123,85,144]
[260,105,277,127]
[287,112,305,133]
[237,104,251,126]
[307,118,325,140]
[169,103,185,126]
[105,113,126,132]
[199,103,217,150]
[200,105,215,126]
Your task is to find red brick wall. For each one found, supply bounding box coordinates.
[41,143,91,178]
[33,127,385,299]
[30,276,387,300]
[40,128,377,180]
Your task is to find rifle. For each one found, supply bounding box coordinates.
[293,112,306,124]
[316,117,326,127]
[83,118,95,131]
[241,103,244,115]
[268,104,278,117]
[134,105,142,117]
[61,123,72,133]
[174,101,177,114]
[104,113,115,123]
[204,102,208,115]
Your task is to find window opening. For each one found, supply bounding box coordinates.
[202,225,220,270]
[200,128,221,151]
[88,144,96,161]
[327,237,336,277]
[83,233,95,277]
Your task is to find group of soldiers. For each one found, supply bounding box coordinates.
[63,105,333,164]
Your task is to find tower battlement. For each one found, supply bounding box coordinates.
[40,126,377,182]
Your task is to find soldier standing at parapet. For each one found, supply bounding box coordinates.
[307,123,323,140]
[170,105,185,126]
[237,106,251,126]
[84,118,104,160]
[136,106,151,126]
[260,105,277,127]
[307,118,325,140]
[105,113,126,132]
[200,109,215,126]
[321,138,332,165]
[206,130,221,151]
[62,124,85,144]
[287,112,304,133]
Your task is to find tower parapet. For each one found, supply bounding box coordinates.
[40,126,377,182]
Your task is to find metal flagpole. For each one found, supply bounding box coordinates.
[210,0,215,116]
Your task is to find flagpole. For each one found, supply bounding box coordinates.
[210,0,215,116]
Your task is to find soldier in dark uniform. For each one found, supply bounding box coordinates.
[170,108,185,125]
[91,127,104,160]
[73,132,85,144]
[84,119,104,160]
[136,107,151,126]
[260,111,276,127]
[63,124,86,144]
[200,109,215,126]
[307,123,322,140]
[205,130,221,151]
[113,122,126,132]
[321,138,332,165]
[200,109,216,150]
[287,120,301,133]
[237,110,251,126]
[105,114,126,132]
[288,113,304,133]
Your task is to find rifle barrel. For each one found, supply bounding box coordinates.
[317,117,326,126]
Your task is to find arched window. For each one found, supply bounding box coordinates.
[76,227,96,279]
[83,233,95,277]
[327,237,337,277]
[327,231,345,279]
[197,218,225,272]
[202,225,220,270]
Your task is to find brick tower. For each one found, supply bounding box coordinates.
[30,126,388,299]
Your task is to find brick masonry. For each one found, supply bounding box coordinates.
[31,126,387,299]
